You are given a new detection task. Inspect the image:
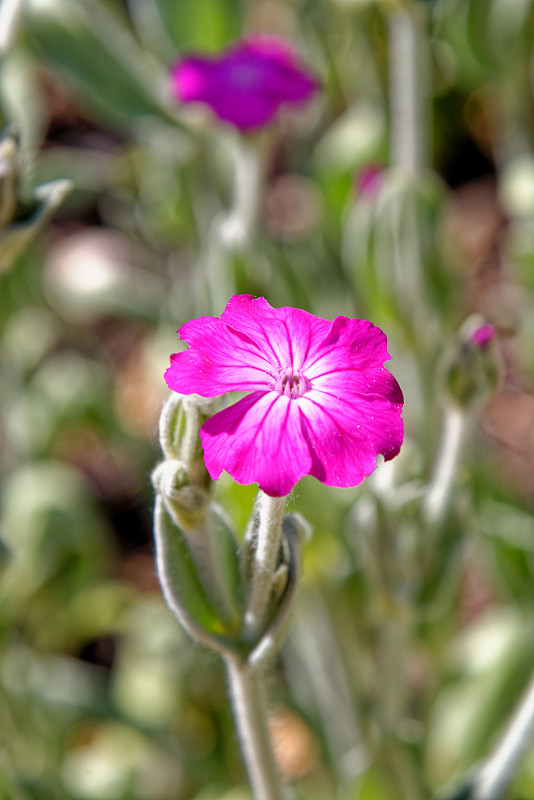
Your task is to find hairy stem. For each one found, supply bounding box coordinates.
[243,492,287,641]
[225,655,286,800]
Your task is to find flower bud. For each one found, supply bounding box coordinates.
[437,315,500,409]
[158,393,216,490]
[152,459,209,532]
[355,164,384,200]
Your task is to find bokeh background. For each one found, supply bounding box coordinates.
[2,1,534,798]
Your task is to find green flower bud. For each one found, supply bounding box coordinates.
[157,393,216,491]
[437,315,501,409]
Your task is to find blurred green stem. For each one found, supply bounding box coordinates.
[378,615,423,800]
[292,589,363,774]
[423,405,466,526]
[0,0,23,56]
[225,655,286,800]
[388,5,426,177]
[388,6,431,337]
[220,136,263,252]
[369,528,423,800]
[0,128,18,228]
[206,136,263,313]
[472,670,534,800]
[243,492,287,642]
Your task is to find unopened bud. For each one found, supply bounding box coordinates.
[152,459,209,531]
[438,315,500,408]
[355,164,384,200]
[158,393,216,490]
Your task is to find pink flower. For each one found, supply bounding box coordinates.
[165,296,403,498]
[470,322,496,349]
[171,36,318,131]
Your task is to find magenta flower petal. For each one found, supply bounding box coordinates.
[299,390,403,488]
[165,295,404,496]
[170,36,318,131]
[164,313,274,396]
[200,391,313,497]
[221,295,331,370]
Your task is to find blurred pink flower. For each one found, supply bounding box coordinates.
[165,295,403,497]
[171,36,318,131]
[356,164,384,199]
[470,322,496,349]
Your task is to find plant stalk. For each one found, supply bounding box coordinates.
[243,492,287,641]
[473,670,534,800]
[389,6,426,177]
[423,405,466,526]
[225,655,286,800]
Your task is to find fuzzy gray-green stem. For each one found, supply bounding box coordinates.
[243,492,287,642]
[225,655,287,800]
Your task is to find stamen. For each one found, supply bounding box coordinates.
[273,366,310,398]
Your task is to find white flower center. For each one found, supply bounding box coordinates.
[273,366,311,399]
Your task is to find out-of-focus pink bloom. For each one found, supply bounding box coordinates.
[356,165,384,199]
[165,295,403,497]
[171,36,318,131]
[470,322,496,349]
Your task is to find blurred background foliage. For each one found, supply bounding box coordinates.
[2,0,534,798]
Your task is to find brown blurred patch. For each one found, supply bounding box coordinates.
[114,343,164,439]
[245,1,298,39]
[458,558,498,628]
[117,551,160,594]
[442,177,504,276]
[464,86,504,164]
[265,173,323,243]
[483,389,534,494]
[268,707,320,779]
[40,66,126,150]
[53,425,143,499]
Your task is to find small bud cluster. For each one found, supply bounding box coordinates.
[437,315,500,409]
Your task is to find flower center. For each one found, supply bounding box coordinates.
[229,62,262,89]
[273,366,310,399]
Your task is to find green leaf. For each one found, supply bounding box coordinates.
[154,499,239,653]
[138,0,242,53]
[25,0,183,129]
[209,503,242,614]
[0,179,71,273]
